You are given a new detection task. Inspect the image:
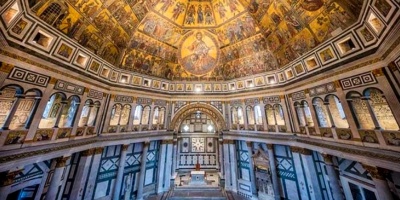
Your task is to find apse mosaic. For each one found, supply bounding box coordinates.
[28,0,364,80]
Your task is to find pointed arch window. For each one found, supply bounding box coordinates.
[364,88,399,130]
[59,96,80,128]
[141,106,151,125]
[39,93,65,128]
[133,105,143,125]
[347,92,375,129]
[313,98,331,127]
[326,95,348,128]
[119,105,131,126]
[109,104,122,126]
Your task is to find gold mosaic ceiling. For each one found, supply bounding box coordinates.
[31,0,363,81]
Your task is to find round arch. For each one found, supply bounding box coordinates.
[170,103,226,132]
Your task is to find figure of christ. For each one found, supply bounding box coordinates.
[182,32,216,74]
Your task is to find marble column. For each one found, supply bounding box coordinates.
[24,97,41,129]
[223,140,232,190]
[229,140,238,192]
[265,144,281,200]
[259,100,268,131]
[113,144,129,200]
[137,142,150,200]
[156,141,167,193]
[0,169,22,199]
[171,140,178,174]
[219,140,225,176]
[69,149,95,200]
[246,142,258,197]
[164,142,173,190]
[300,149,323,200]
[363,97,381,129]
[45,156,70,200]
[84,147,104,199]
[362,164,394,200]
[2,95,23,130]
[322,154,344,200]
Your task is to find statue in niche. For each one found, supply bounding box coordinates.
[252,148,275,199]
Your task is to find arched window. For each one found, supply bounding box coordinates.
[78,100,93,127]
[59,96,80,128]
[87,101,100,126]
[302,101,314,126]
[347,92,375,129]
[159,107,166,125]
[326,95,348,128]
[39,93,65,128]
[313,98,331,127]
[133,105,143,125]
[265,105,275,125]
[294,102,306,127]
[39,3,63,25]
[141,106,151,125]
[364,88,399,130]
[152,107,160,124]
[119,104,131,126]
[109,104,122,126]
[273,104,285,126]
[237,107,244,125]
[0,85,39,130]
[254,105,263,125]
[246,106,255,125]
[231,107,238,124]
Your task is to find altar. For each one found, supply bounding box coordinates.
[190,171,206,185]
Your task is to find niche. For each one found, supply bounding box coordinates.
[74,53,89,68]
[266,76,276,84]
[100,67,110,78]
[367,13,384,35]
[294,63,305,75]
[110,71,118,81]
[229,83,236,90]
[305,56,320,71]
[1,2,20,26]
[246,79,254,88]
[32,31,53,49]
[119,74,129,83]
[143,79,151,87]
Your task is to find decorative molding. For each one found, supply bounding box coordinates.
[262,96,281,104]
[137,97,152,105]
[309,82,336,97]
[114,95,133,103]
[87,89,104,100]
[8,67,50,87]
[291,91,306,101]
[244,98,260,106]
[54,80,85,95]
[339,72,377,90]
[154,99,167,106]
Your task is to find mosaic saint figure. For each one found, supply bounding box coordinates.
[182,32,216,74]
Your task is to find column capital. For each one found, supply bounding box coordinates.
[0,63,14,73]
[144,141,151,147]
[246,141,253,147]
[82,148,95,156]
[223,139,235,144]
[362,164,390,180]
[290,146,312,155]
[372,68,384,77]
[161,140,173,144]
[95,147,104,154]
[55,156,70,168]
[49,77,58,85]
[321,154,334,165]
[266,144,274,150]
[122,144,130,151]
[0,169,23,186]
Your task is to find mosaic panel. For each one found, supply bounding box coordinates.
[382,131,400,146]
[210,101,223,113]
[54,80,85,95]
[8,67,50,87]
[359,130,379,143]
[339,72,377,90]
[154,99,167,106]
[4,130,27,145]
